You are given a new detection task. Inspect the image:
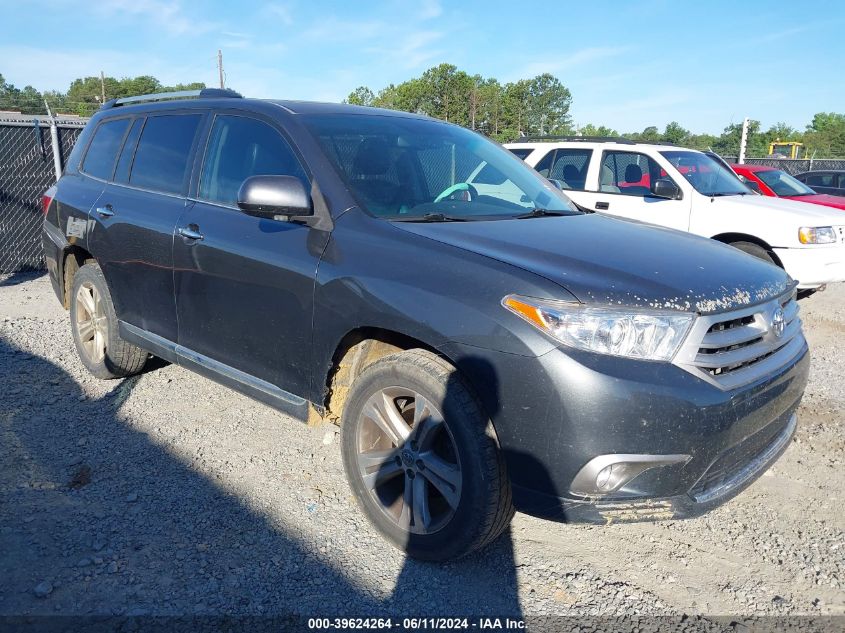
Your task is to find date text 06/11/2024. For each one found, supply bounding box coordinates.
[307,618,527,630]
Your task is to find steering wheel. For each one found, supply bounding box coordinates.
[434,182,479,203]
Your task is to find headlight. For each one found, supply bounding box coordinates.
[502,294,694,361]
[798,226,837,244]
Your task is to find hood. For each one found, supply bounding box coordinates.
[393,214,792,315]
[783,193,845,211]
[716,193,845,224]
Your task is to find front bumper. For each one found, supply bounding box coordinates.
[446,335,809,524]
[774,244,845,288]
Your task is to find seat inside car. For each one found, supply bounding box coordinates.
[622,163,650,196]
[599,165,620,193]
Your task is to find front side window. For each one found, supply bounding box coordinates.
[755,169,816,196]
[660,150,750,197]
[82,118,131,180]
[302,114,579,220]
[599,151,664,197]
[129,114,202,195]
[199,115,308,205]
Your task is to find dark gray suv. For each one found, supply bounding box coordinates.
[42,89,809,561]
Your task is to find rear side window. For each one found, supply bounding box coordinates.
[129,114,202,194]
[114,118,144,184]
[508,148,533,160]
[82,118,131,180]
[549,149,592,190]
[805,173,835,187]
[199,115,308,205]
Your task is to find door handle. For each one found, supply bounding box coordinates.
[595,201,610,210]
[178,226,204,241]
[95,205,114,218]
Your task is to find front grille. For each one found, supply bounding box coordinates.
[673,290,805,390]
[691,412,797,503]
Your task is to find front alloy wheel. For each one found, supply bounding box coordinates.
[356,387,462,535]
[341,349,514,561]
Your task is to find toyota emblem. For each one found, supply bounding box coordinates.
[771,307,786,338]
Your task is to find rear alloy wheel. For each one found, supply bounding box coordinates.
[341,349,514,561]
[69,262,148,379]
[74,281,107,364]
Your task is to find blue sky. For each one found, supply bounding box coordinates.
[2,0,843,133]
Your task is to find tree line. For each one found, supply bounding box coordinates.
[2,67,844,157]
[0,73,205,118]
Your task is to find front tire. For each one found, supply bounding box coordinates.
[730,240,777,267]
[69,262,148,379]
[340,349,514,561]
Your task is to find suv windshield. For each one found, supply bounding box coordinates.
[660,150,751,197]
[755,169,816,197]
[302,114,579,220]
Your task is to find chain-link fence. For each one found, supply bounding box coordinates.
[0,113,88,274]
[719,156,845,175]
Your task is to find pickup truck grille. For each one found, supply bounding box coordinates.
[673,290,806,391]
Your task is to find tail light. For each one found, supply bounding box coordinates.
[42,186,56,215]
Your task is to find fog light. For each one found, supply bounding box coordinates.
[595,465,613,490]
[570,454,691,496]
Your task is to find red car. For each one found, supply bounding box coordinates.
[732,163,845,211]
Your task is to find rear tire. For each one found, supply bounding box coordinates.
[340,349,514,561]
[730,240,778,267]
[69,262,148,379]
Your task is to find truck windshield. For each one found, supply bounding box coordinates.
[302,113,580,220]
[660,150,751,197]
[755,169,817,197]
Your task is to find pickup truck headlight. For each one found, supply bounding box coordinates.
[798,226,837,244]
[503,295,694,361]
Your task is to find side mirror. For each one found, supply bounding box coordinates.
[237,175,312,220]
[650,178,682,200]
[548,178,568,190]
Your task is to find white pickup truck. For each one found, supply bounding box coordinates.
[505,138,845,291]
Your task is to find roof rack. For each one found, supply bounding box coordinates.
[513,135,636,144]
[101,88,242,110]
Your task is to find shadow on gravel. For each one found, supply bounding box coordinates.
[0,269,46,287]
[0,337,523,622]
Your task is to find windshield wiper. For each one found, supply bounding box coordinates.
[514,208,570,219]
[708,192,748,197]
[392,213,468,223]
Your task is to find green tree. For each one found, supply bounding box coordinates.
[345,86,375,106]
[662,121,690,145]
[804,112,845,157]
[526,73,572,136]
[579,123,618,137]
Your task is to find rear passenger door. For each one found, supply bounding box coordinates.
[173,113,327,399]
[87,111,204,343]
[576,150,690,231]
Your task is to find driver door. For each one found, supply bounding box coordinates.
[575,150,690,232]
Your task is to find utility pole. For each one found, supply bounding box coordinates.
[738,117,750,164]
[100,71,106,103]
[217,50,224,89]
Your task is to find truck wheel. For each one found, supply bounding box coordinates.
[730,241,777,267]
[69,262,148,379]
[340,349,514,561]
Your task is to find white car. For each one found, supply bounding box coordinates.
[506,138,845,290]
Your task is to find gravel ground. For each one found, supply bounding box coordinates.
[0,272,843,625]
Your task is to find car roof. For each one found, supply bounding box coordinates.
[731,164,777,172]
[98,92,434,122]
[506,140,698,153]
